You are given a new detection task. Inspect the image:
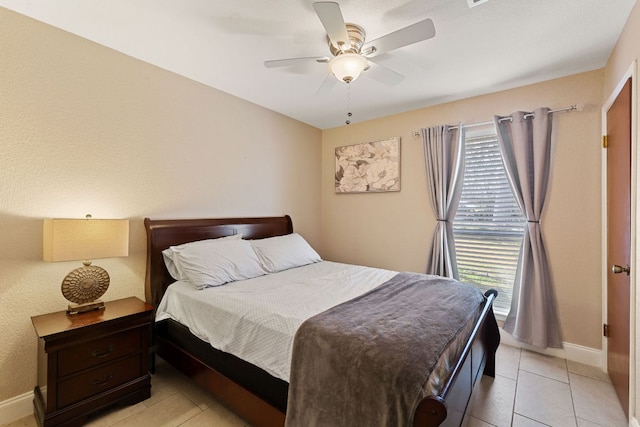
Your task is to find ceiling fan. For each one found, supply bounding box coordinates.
[264,1,436,92]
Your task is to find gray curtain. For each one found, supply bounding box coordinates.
[494,108,563,349]
[421,125,465,279]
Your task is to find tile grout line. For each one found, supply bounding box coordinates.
[173,391,205,427]
[518,367,570,384]
[563,357,580,426]
[510,348,521,427]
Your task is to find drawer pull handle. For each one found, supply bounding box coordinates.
[92,345,114,359]
[91,374,113,387]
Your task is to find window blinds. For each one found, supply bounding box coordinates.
[453,135,525,315]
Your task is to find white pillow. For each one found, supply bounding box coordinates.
[250,233,321,273]
[171,239,265,289]
[162,234,242,281]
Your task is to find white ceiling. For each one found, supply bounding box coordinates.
[1,0,636,129]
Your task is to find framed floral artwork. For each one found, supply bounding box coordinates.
[334,137,400,193]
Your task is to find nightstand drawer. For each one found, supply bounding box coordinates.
[58,328,142,377]
[57,354,142,408]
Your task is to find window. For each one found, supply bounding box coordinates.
[453,133,525,316]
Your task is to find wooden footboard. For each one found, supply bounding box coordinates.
[414,290,500,427]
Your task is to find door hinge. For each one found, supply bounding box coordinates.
[603,135,608,149]
[604,323,609,337]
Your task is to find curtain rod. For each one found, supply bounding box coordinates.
[411,104,584,138]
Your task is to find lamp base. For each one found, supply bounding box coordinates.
[61,263,110,315]
[67,300,105,315]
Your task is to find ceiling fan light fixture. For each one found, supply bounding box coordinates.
[329,53,368,83]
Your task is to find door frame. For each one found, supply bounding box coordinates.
[602,59,638,422]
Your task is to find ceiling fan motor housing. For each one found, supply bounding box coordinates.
[328,23,366,55]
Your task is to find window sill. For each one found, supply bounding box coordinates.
[493,308,507,323]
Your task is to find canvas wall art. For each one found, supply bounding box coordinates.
[334,137,400,193]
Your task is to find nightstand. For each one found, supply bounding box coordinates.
[31,297,154,427]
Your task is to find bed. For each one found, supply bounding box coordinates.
[144,215,500,427]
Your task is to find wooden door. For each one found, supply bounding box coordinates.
[606,77,632,418]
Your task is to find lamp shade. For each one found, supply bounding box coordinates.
[329,53,368,83]
[43,218,129,262]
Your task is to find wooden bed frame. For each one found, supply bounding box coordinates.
[144,215,500,427]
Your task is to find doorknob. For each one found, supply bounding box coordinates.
[612,264,631,275]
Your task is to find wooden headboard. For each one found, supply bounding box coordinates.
[144,215,293,308]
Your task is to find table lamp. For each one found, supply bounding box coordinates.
[43,215,129,314]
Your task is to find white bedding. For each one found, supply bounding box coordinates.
[155,261,397,381]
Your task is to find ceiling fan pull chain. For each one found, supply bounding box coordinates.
[345,85,352,125]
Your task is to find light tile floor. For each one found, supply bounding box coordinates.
[3,344,627,427]
[464,345,627,427]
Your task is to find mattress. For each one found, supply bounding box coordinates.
[155,260,484,398]
[155,261,396,381]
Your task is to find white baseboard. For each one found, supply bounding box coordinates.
[0,391,33,425]
[499,327,603,367]
[631,417,639,427]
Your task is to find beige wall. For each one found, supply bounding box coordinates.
[322,70,604,350]
[604,1,639,97]
[0,8,322,401]
[602,0,640,421]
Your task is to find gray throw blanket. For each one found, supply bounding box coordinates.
[285,272,485,427]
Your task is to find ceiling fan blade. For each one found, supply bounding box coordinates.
[264,56,330,68]
[312,2,350,49]
[316,73,338,95]
[365,60,405,86]
[363,18,435,57]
